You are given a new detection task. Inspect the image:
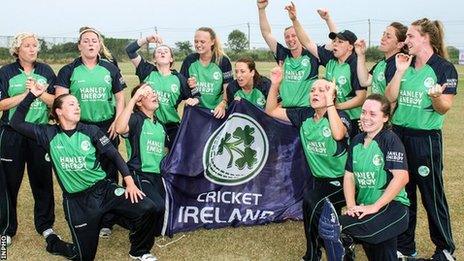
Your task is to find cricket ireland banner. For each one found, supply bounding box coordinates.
[162,100,312,236]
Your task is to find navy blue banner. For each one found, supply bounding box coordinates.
[162,100,312,236]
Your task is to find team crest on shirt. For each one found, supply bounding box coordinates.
[203,113,269,186]
[372,154,383,166]
[377,72,385,82]
[213,72,221,81]
[337,76,347,86]
[104,75,111,84]
[322,126,332,138]
[81,140,91,151]
[37,78,47,86]
[44,153,50,162]
[301,58,310,67]
[423,77,435,90]
[170,84,179,93]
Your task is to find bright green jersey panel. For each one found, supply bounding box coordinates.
[139,119,166,173]
[188,61,223,109]
[144,71,182,124]
[352,140,409,206]
[234,88,266,109]
[8,72,50,124]
[371,60,387,95]
[69,65,115,122]
[50,132,106,193]
[325,60,361,119]
[280,55,314,107]
[299,117,347,178]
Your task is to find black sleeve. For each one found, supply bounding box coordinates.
[10,92,49,142]
[384,60,397,85]
[383,131,408,171]
[226,80,239,105]
[41,64,57,94]
[349,58,366,91]
[175,71,199,100]
[0,69,9,100]
[108,64,126,94]
[274,43,290,63]
[220,57,233,84]
[180,53,197,78]
[90,126,131,177]
[435,61,458,95]
[285,107,314,128]
[125,40,141,59]
[338,110,352,136]
[257,76,271,98]
[135,58,157,82]
[55,64,73,89]
[317,45,334,66]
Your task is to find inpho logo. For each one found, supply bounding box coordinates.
[203,113,269,186]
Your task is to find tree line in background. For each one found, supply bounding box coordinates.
[0,29,460,65]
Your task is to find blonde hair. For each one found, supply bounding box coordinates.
[9,32,39,57]
[411,18,448,59]
[196,27,227,64]
[78,26,114,61]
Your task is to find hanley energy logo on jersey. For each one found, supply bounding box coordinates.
[203,113,269,186]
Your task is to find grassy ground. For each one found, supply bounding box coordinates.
[5,62,464,260]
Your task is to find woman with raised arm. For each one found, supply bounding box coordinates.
[286,3,367,138]
[180,27,233,119]
[385,19,457,261]
[355,22,408,95]
[265,66,350,261]
[11,83,159,261]
[125,34,200,149]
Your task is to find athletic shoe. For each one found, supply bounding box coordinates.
[5,235,11,247]
[397,250,418,260]
[99,228,112,238]
[429,250,455,261]
[45,234,76,259]
[129,253,158,261]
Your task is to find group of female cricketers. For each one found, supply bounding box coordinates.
[0,0,458,260]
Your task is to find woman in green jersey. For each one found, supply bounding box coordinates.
[386,19,457,261]
[265,66,350,261]
[180,27,233,119]
[355,23,408,95]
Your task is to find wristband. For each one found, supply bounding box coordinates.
[326,104,335,108]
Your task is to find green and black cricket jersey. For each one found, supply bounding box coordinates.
[226,76,271,109]
[392,54,458,130]
[56,57,126,123]
[318,46,366,120]
[11,93,131,194]
[275,43,319,107]
[0,60,55,125]
[136,57,198,124]
[126,111,166,174]
[180,53,233,109]
[345,129,409,206]
[369,54,398,95]
[286,107,351,179]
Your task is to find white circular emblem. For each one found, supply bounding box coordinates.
[104,75,112,84]
[203,113,269,186]
[377,72,385,82]
[372,154,383,166]
[418,166,430,177]
[171,84,179,93]
[213,72,221,81]
[114,187,125,196]
[423,77,435,90]
[337,76,347,86]
[301,58,310,67]
[37,78,47,85]
[322,126,332,138]
[81,140,91,151]
[44,153,50,162]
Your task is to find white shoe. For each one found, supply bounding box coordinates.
[397,250,417,260]
[99,228,112,238]
[130,253,158,261]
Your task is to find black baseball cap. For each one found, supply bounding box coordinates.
[328,30,357,45]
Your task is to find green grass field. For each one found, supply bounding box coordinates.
[5,62,464,260]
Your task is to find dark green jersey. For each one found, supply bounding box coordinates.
[126,111,166,174]
[369,54,397,95]
[318,46,366,120]
[346,129,409,206]
[287,108,351,178]
[56,57,126,123]
[226,76,271,109]
[180,53,233,109]
[0,60,55,125]
[275,43,319,107]
[136,58,197,124]
[392,54,458,130]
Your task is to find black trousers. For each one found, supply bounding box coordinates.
[134,172,166,236]
[394,126,455,255]
[302,177,345,261]
[0,126,54,236]
[340,201,409,261]
[0,163,9,236]
[63,180,157,261]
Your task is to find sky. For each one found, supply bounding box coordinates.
[1,0,464,49]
